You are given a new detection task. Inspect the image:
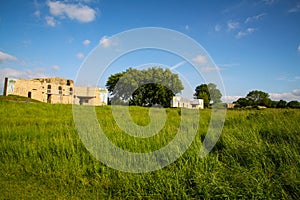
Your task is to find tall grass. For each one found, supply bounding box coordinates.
[0,100,299,199]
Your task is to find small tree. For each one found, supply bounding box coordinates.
[276,100,287,108]
[194,83,222,108]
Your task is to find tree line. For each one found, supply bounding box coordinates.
[106,67,299,109]
[106,67,222,108]
[234,90,300,109]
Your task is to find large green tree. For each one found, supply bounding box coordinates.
[234,90,272,107]
[194,83,222,108]
[246,90,271,107]
[106,67,184,107]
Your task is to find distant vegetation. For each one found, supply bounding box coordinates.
[234,90,300,108]
[0,100,299,199]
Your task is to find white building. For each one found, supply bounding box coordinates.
[171,96,204,109]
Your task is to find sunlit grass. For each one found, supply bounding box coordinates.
[0,99,299,199]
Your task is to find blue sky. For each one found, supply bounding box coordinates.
[0,0,300,102]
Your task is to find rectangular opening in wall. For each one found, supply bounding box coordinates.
[47,94,51,103]
[58,86,62,95]
[28,92,32,98]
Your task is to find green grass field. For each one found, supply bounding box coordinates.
[0,96,299,199]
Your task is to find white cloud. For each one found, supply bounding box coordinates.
[45,16,57,27]
[288,3,300,13]
[292,89,300,96]
[0,51,18,63]
[298,45,300,53]
[270,92,300,101]
[83,39,90,46]
[192,55,207,65]
[47,1,96,23]
[245,13,266,23]
[76,52,85,60]
[51,65,60,71]
[0,67,47,90]
[227,20,239,31]
[236,28,255,39]
[99,36,113,48]
[215,24,222,32]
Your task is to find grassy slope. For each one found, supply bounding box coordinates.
[0,100,299,199]
[0,95,42,103]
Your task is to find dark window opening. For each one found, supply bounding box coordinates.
[28,92,32,98]
[58,86,62,95]
[67,80,71,86]
[47,85,51,93]
[70,87,73,95]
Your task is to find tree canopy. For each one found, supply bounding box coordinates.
[234,90,271,107]
[194,83,222,108]
[106,67,184,107]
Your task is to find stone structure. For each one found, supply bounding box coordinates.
[226,103,236,109]
[3,77,108,106]
[171,96,204,109]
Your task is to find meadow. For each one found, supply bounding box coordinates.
[0,97,299,199]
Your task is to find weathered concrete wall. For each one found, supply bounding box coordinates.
[3,77,107,106]
[74,87,108,106]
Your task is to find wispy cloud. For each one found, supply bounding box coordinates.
[0,67,48,90]
[33,0,41,18]
[99,36,115,48]
[217,63,240,67]
[200,66,223,72]
[0,51,18,63]
[298,45,300,53]
[76,52,85,60]
[276,75,300,82]
[236,28,256,39]
[215,24,222,32]
[185,25,189,31]
[47,1,97,23]
[51,65,60,71]
[45,16,57,27]
[292,89,300,96]
[192,55,207,65]
[170,61,186,70]
[83,39,91,46]
[288,3,300,13]
[262,0,277,6]
[270,91,300,101]
[245,13,266,23]
[227,20,239,31]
